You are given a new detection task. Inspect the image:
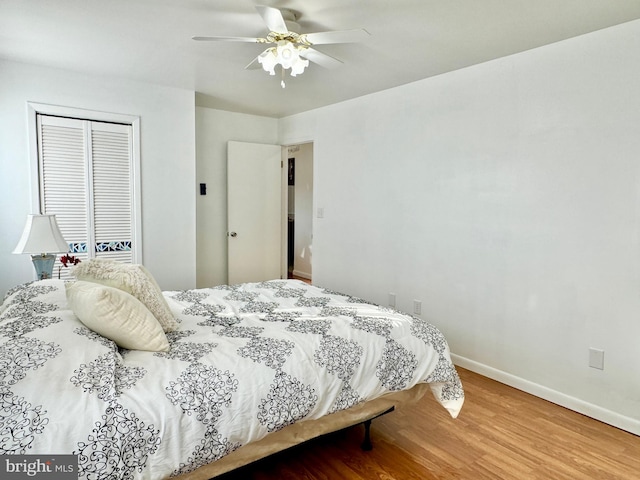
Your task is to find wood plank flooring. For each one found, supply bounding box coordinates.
[218,367,640,479]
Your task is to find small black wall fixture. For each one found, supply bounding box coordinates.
[200,183,207,195]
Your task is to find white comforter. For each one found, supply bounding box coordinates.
[0,279,463,479]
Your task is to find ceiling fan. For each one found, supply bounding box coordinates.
[193,5,370,87]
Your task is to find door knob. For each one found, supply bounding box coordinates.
[229,232,237,237]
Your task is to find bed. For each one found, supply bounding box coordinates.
[0,264,464,480]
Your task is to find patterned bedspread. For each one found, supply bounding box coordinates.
[0,279,463,479]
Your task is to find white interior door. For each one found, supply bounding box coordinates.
[227,141,283,284]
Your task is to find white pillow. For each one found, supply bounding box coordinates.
[66,281,170,352]
[72,259,179,332]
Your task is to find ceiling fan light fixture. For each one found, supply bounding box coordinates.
[258,40,309,79]
[258,48,278,75]
[290,56,309,77]
[275,40,297,69]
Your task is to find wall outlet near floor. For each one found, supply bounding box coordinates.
[589,348,605,370]
[413,300,422,315]
[388,293,396,308]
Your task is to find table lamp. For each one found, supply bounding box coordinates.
[13,214,69,280]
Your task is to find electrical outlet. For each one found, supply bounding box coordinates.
[388,293,396,308]
[589,348,604,370]
[413,300,422,315]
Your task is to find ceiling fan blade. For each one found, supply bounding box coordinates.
[301,29,370,45]
[299,48,343,69]
[255,5,288,33]
[245,56,263,70]
[192,35,263,43]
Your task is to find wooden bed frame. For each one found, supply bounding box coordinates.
[174,383,431,479]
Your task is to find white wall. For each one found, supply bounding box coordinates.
[195,107,278,287]
[0,60,196,298]
[279,20,640,433]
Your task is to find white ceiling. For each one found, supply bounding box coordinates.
[3,0,640,118]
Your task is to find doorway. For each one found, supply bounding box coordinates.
[286,143,313,283]
[226,140,312,285]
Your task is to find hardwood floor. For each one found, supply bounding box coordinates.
[290,274,311,285]
[218,367,640,479]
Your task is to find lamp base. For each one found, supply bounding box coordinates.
[31,254,56,280]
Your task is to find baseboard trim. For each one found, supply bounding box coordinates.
[292,270,311,280]
[451,354,640,437]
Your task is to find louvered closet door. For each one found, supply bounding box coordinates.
[37,115,134,279]
[90,122,133,263]
[38,115,89,279]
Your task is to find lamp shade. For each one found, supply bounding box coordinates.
[13,214,69,255]
[258,48,278,75]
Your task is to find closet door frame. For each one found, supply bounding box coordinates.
[27,102,142,263]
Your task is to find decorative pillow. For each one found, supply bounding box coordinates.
[71,259,179,332]
[66,281,170,352]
